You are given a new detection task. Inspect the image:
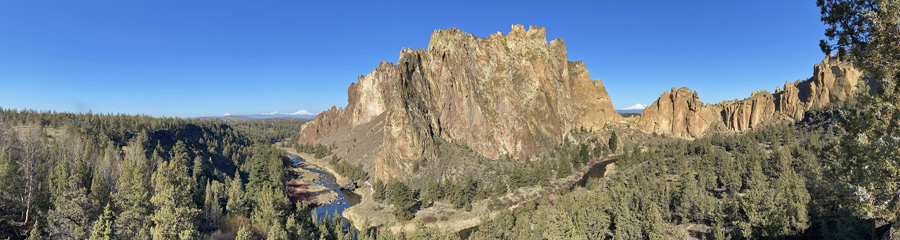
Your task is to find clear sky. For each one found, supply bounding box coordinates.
[0,1,827,117]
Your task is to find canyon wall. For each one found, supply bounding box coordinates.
[298,25,622,180]
[638,56,863,138]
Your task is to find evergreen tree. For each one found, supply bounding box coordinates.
[608,132,619,153]
[770,148,810,236]
[251,185,288,230]
[819,0,900,232]
[737,162,774,238]
[203,180,223,229]
[675,173,699,223]
[389,181,414,221]
[643,202,665,240]
[613,204,641,240]
[89,204,116,240]
[266,220,288,240]
[48,174,92,240]
[284,214,301,240]
[113,155,152,240]
[192,156,206,181]
[149,159,199,240]
[226,170,248,217]
[235,226,252,240]
[25,220,42,240]
[0,147,24,221]
[557,155,572,178]
[372,179,385,202]
[421,178,440,206]
[90,168,111,216]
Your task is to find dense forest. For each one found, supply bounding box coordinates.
[0,109,348,239]
[470,106,872,239]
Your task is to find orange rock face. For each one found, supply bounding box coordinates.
[299,25,622,180]
[638,55,863,138]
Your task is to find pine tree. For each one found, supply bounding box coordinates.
[47,174,92,240]
[770,148,810,236]
[676,172,699,223]
[235,226,252,240]
[266,219,288,240]
[226,170,248,217]
[389,181,414,221]
[608,132,619,153]
[251,186,288,230]
[643,202,665,240]
[372,179,385,202]
[113,153,152,240]
[150,159,199,240]
[89,204,115,240]
[90,168,111,216]
[0,147,24,220]
[203,180,223,229]
[25,220,42,240]
[737,161,774,238]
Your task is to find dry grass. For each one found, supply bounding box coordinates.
[284,158,339,206]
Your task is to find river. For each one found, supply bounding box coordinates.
[288,154,362,222]
[573,158,615,188]
[289,153,613,239]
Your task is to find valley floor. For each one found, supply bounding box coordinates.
[280,140,620,236]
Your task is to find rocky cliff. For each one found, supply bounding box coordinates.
[638,55,863,138]
[299,25,622,180]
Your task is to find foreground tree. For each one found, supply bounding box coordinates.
[226,170,248,217]
[819,0,900,234]
[203,180,224,229]
[0,146,25,222]
[150,159,199,240]
[89,204,116,240]
[48,174,92,239]
[113,146,152,240]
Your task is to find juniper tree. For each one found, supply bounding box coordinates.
[819,0,900,232]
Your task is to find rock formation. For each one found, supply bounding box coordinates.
[299,25,622,180]
[638,55,863,138]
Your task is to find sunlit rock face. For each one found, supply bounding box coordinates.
[638,55,863,138]
[299,25,622,180]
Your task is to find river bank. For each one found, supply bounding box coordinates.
[286,163,339,206]
[346,155,619,237]
[280,143,618,236]
[286,154,363,223]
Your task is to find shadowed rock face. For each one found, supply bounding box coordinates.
[298,25,622,180]
[638,55,863,138]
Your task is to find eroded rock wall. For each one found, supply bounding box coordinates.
[299,25,622,180]
[638,55,863,138]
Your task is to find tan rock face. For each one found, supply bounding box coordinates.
[638,87,721,138]
[299,25,622,180]
[638,55,863,138]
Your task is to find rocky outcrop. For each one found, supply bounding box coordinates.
[638,87,723,138]
[638,55,863,138]
[299,25,622,180]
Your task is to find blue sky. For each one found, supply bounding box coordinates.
[0,1,826,117]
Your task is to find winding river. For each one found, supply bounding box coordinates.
[288,154,614,239]
[288,154,362,222]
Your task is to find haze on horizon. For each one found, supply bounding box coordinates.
[0,1,825,117]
